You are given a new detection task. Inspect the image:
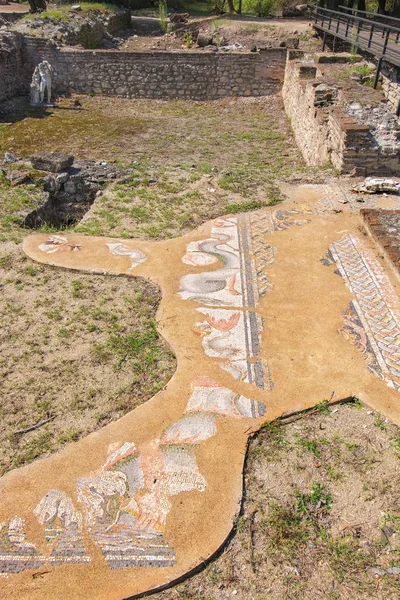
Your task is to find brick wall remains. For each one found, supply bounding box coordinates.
[283,51,400,175]
[0,31,25,103]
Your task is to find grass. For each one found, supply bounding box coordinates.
[151,403,400,599]
[0,247,176,475]
[23,2,118,22]
[0,96,303,241]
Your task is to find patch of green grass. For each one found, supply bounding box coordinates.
[23,2,117,22]
[315,398,331,415]
[12,430,53,469]
[297,437,330,458]
[225,200,266,213]
[375,413,387,431]
[351,395,362,409]
[328,537,373,580]
[260,502,312,560]
[296,482,333,516]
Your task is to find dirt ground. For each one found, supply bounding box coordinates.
[124,16,317,52]
[153,401,400,600]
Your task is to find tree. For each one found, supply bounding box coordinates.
[28,0,47,13]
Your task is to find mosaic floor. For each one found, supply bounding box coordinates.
[3,182,400,599]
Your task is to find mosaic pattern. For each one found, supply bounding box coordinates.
[312,182,380,215]
[0,517,46,574]
[179,210,311,389]
[38,235,81,253]
[247,206,312,235]
[0,377,265,574]
[329,233,400,390]
[106,243,147,272]
[179,218,243,308]
[195,308,271,389]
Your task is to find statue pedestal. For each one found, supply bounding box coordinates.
[30,102,54,108]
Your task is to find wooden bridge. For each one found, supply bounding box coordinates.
[311,5,400,89]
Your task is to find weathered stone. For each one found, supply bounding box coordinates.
[4,152,16,163]
[353,177,400,194]
[197,34,213,48]
[31,152,74,173]
[7,170,29,186]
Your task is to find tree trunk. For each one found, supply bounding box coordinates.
[377,0,386,13]
[237,0,242,14]
[29,0,46,12]
[213,0,226,13]
[357,0,366,12]
[226,0,237,12]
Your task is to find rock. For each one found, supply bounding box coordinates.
[4,152,16,163]
[387,567,400,575]
[57,172,69,185]
[250,43,257,52]
[283,6,303,17]
[31,152,74,173]
[7,171,29,186]
[170,12,189,23]
[197,34,213,48]
[71,4,82,11]
[371,567,385,576]
[287,37,300,49]
[353,177,400,195]
[296,4,309,15]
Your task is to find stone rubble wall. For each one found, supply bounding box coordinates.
[283,51,400,175]
[22,40,286,100]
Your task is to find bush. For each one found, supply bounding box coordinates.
[243,0,274,17]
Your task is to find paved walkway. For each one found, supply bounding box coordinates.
[2,183,400,599]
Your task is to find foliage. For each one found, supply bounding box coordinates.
[242,0,274,17]
[184,31,193,47]
[158,0,168,32]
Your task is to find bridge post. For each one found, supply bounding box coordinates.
[373,57,382,89]
[322,31,327,51]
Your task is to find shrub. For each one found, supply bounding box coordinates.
[243,0,274,17]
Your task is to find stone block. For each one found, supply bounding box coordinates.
[31,152,74,173]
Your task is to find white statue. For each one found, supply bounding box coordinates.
[30,61,55,106]
[30,66,41,106]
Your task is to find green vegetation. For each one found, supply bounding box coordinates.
[23,2,118,21]
[158,0,168,32]
[0,249,176,475]
[243,0,274,17]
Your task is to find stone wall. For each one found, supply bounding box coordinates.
[23,39,286,100]
[381,62,400,114]
[0,31,25,103]
[283,51,400,175]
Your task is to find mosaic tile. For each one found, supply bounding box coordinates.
[106,243,147,272]
[178,217,244,307]
[329,233,400,390]
[34,489,90,566]
[195,307,269,389]
[0,517,47,574]
[38,234,81,253]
